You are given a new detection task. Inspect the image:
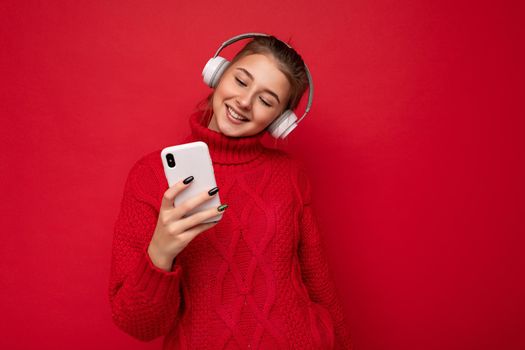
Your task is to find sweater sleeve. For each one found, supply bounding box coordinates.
[108,158,183,341]
[295,162,353,350]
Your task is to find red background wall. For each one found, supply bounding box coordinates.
[1,1,524,349]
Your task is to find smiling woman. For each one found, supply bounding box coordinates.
[208,53,292,137]
[200,34,311,139]
[109,33,353,349]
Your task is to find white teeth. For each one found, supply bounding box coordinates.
[228,106,248,121]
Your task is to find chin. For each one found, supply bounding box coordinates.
[217,118,246,138]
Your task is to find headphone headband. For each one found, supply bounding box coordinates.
[211,33,314,127]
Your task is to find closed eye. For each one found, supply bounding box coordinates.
[235,77,247,87]
[259,97,271,107]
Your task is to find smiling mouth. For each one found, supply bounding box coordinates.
[226,105,249,122]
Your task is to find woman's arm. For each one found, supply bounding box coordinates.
[108,158,183,341]
[295,161,354,350]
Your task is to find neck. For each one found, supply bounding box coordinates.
[207,114,220,133]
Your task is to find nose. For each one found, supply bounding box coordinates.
[236,90,253,111]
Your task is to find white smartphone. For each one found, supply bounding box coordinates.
[160,141,223,223]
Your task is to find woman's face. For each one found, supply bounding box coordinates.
[208,53,291,137]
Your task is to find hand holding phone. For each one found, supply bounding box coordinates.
[148,142,228,271]
[147,177,228,271]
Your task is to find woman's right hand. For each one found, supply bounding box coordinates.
[147,176,227,271]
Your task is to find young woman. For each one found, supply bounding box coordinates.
[109,34,353,349]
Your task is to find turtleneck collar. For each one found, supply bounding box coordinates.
[183,110,266,165]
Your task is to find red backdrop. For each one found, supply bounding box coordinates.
[1,1,524,349]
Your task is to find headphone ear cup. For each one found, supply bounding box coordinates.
[280,120,298,139]
[202,56,231,88]
[267,110,298,139]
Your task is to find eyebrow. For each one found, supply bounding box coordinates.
[235,67,281,104]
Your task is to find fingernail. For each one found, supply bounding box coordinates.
[183,176,194,184]
[208,187,219,196]
[217,204,228,212]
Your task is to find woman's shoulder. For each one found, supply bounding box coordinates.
[123,148,166,208]
[268,148,306,176]
[262,146,305,170]
[262,147,311,197]
[126,148,164,180]
[135,148,164,171]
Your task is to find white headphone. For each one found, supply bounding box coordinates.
[202,33,314,139]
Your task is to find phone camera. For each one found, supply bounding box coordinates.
[165,153,176,168]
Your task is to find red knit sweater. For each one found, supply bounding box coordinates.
[109,111,353,349]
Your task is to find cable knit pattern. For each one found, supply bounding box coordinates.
[109,111,353,349]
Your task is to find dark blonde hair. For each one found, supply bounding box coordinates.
[196,35,309,128]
